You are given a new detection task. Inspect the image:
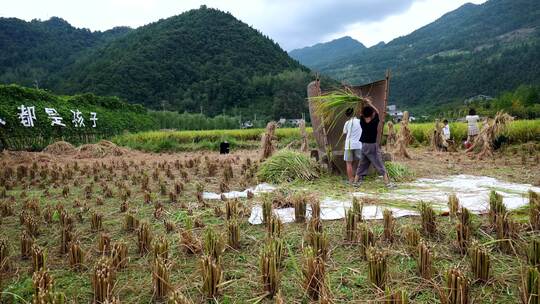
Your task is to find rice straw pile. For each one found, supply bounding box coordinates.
[395,111,412,159]
[311,88,367,130]
[260,121,277,160]
[430,120,448,151]
[467,111,513,159]
[257,149,319,183]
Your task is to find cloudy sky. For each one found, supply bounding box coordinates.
[2,0,487,50]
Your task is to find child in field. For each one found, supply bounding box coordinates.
[466,109,480,144]
[343,107,362,184]
[443,119,451,140]
[354,101,391,186]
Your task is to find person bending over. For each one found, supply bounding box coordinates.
[354,103,390,186]
[343,107,362,184]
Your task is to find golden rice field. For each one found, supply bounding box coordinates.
[111,120,540,152]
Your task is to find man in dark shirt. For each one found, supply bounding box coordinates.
[354,102,390,185]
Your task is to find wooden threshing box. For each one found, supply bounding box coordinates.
[307,73,390,175]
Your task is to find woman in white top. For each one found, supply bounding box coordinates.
[343,107,362,183]
[466,108,480,143]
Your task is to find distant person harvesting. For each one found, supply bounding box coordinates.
[354,100,390,186]
[343,107,362,184]
[466,108,480,144]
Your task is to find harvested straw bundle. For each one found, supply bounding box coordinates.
[311,88,367,130]
[261,122,277,160]
[386,121,396,148]
[430,120,448,151]
[299,119,309,152]
[395,112,412,159]
[258,149,319,183]
[467,111,513,159]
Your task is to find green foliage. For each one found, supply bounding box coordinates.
[0,84,155,150]
[150,111,241,130]
[257,149,319,183]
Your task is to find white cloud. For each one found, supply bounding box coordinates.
[1,0,488,50]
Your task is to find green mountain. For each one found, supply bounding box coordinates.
[0,17,131,87]
[292,0,540,113]
[289,36,365,69]
[0,7,312,119]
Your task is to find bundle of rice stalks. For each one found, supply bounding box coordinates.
[419,202,436,236]
[152,257,171,301]
[68,241,84,271]
[307,229,329,261]
[384,288,408,303]
[522,267,540,304]
[395,112,412,159]
[302,247,327,301]
[124,212,139,232]
[530,191,540,230]
[311,200,321,220]
[293,195,307,223]
[489,191,506,226]
[225,200,238,221]
[227,219,240,249]
[359,224,375,260]
[384,162,413,182]
[179,222,201,255]
[168,290,193,304]
[444,268,469,304]
[496,213,517,254]
[430,120,448,152]
[0,237,8,271]
[137,221,153,256]
[261,121,278,160]
[299,119,309,152]
[204,228,224,261]
[311,87,366,128]
[417,241,432,280]
[120,201,128,213]
[267,216,283,239]
[386,121,397,149]
[262,199,273,226]
[266,238,285,269]
[92,257,116,304]
[260,241,281,298]
[24,215,40,237]
[404,227,420,255]
[257,149,319,184]
[383,209,394,243]
[200,255,222,299]
[91,211,103,232]
[21,230,34,260]
[529,239,540,270]
[469,243,490,282]
[32,269,54,297]
[448,194,459,218]
[467,111,513,159]
[344,209,358,243]
[59,228,73,255]
[455,221,470,255]
[367,247,387,290]
[32,245,46,272]
[352,197,363,221]
[110,241,128,269]
[459,207,472,229]
[153,235,169,262]
[164,220,175,233]
[98,233,111,255]
[32,288,67,304]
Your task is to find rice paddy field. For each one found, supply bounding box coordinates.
[0,136,539,303]
[111,120,540,153]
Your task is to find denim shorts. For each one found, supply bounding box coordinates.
[344,149,362,162]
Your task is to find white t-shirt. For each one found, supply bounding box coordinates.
[343,118,362,150]
[442,125,450,140]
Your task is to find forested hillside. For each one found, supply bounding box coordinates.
[289,36,366,69]
[290,0,540,114]
[0,17,131,87]
[0,7,316,119]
